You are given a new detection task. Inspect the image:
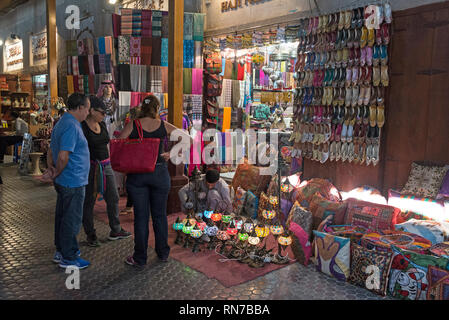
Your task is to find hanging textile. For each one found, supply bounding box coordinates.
[112,13,121,38]
[66,40,77,56]
[119,64,131,91]
[183,40,194,69]
[141,37,152,66]
[67,76,74,95]
[88,55,95,75]
[222,107,232,132]
[224,59,233,79]
[161,12,169,38]
[77,40,87,55]
[130,92,141,108]
[231,80,240,109]
[129,37,141,59]
[148,66,162,93]
[161,66,168,93]
[132,9,142,36]
[121,8,133,35]
[183,68,192,94]
[78,55,88,75]
[118,35,130,64]
[194,41,203,69]
[193,13,205,41]
[161,38,169,67]
[67,56,73,75]
[237,63,245,81]
[184,13,194,41]
[151,37,161,66]
[73,76,80,93]
[98,37,106,54]
[152,10,162,37]
[218,79,232,108]
[141,10,152,38]
[85,39,95,55]
[191,68,203,95]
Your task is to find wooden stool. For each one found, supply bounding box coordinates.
[29,152,43,176]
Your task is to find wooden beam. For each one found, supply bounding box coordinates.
[168,0,183,128]
[46,0,57,104]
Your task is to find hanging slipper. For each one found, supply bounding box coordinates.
[373,66,381,86]
[367,27,375,47]
[360,26,368,48]
[365,66,373,85]
[324,123,332,143]
[381,23,390,45]
[358,85,366,106]
[369,104,377,127]
[362,106,370,126]
[344,10,352,29]
[352,66,359,86]
[360,46,366,66]
[338,11,345,30]
[364,84,372,105]
[330,141,336,161]
[345,86,352,107]
[372,144,380,166]
[321,143,330,164]
[357,7,365,28]
[336,141,342,162]
[375,28,383,46]
[353,141,360,164]
[335,123,342,142]
[381,65,389,86]
[341,142,349,162]
[347,123,354,143]
[366,46,373,67]
[327,87,334,106]
[366,144,373,166]
[377,105,385,128]
[352,85,359,107]
[372,45,380,66]
[351,8,358,29]
[348,142,355,163]
[341,122,348,143]
[353,28,361,49]
[380,45,388,66]
[342,48,349,68]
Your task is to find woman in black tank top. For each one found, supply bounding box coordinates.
[118,95,185,267]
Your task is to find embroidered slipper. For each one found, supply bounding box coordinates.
[320,143,329,163]
[381,65,389,86]
[330,141,336,161]
[373,45,380,66]
[372,144,380,166]
[365,66,372,85]
[347,28,354,49]
[384,3,392,24]
[353,28,361,49]
[377,105,385,128]
[354,46,361,65]
[362,105,370,126]
[366,144,373,166]
[347,123,354,143]
[345,68,352,87]
[335,141,342,162]
[327,87,334,106]
[353,141,360,164]
[359,66,367,86]
[335,123,342,142]
[351,85,359,107]
[364,84,372,105]
[353,123,360,143]
[344,10,352,29]
[338,11,345,30]
[351,8,358,29]
[341,122,348,143]
[360,26,368,48]
[348,142,355,163]
[352,66,359,86]
[324,123,332,142]
[357,7,365,28]
[341,142,349,162]
[382,23,390,45]
[380,45,388,66]
[367,27,375,47]
[358,85,366,106]
[342,48,349,68]
[373,66,381,86]
[369,104,377,127]
[360,46,366,66]
[375,28,382,46]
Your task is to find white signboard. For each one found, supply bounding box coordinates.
[4,40,23,72]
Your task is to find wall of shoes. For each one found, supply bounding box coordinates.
[292,4,391,166]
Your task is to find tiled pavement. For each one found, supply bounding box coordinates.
[0,165,391,300]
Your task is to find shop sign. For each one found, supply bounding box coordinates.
[221,0,271,13]
[31,32,47,66]
[4,40,23,72]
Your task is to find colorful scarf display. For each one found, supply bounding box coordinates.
[191,68,203,95]
[184,13,194,41]
[132,9,142,36]
[151,37,161,66]
[121,8,133,35]
[193,13,205,41]
[183,40,194,68]
[161,12,169,38]
[118,35,130,64]
[152,11,162,37]
[141,10,152,38]
[141,37,152,66]
[161,38,169,67]
[183,68,192,94]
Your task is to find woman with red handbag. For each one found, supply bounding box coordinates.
[118,95,182,267]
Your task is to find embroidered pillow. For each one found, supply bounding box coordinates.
[324,225,370,244]
[401,162,448,199]
[287,201,313,238]
[309,193,347,230]
[289,222,312,266]
[293,178,341,208]
[395,219,449,245]
[429,242,449,259]
[233,187,246,214]
[349,243,393,296]
[387,245,449,300]
[344,198,400,232]
[313,230,351,281]
[232,160,272,197]
[427,266,449,300]
[361,230,432,254]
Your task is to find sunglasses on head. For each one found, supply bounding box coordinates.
[94,108,106,115]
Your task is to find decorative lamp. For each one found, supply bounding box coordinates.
[221,214,233,224]
[211,213,222,223]
[269,196,278,207]
[182,218,197,227]
[190,225,203,253]
[204,210,214,220]
[216,229,231,254]
[243,220,254,233]
[277,230,293,259]
[204,221,219,250]
[262,209,276,221]
[172,217,184,245]
[233,216,244,230]
[255,224,270,239]
[238,232,249,242]
[270,222,284,238]
[248,229,261,246]
[226,220,238,241]
[182,220,194,248]
[196,220,207,231]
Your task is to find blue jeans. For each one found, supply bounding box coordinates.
[54,183,86,261]
[126,163,171,265]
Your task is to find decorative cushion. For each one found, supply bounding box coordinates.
[395,219,449,245]
[324,225,370,244]
[292,178,341,208]
[309,193,348,230]
[313,230,351,281]
[429,242,449,259]
[349,243,393,296]
[344,198,400,232]
[286,201,313,238]
[231,160,272,197]
[361,230,432,254]
[387,245,449,300]
[289,222,312,266]
[427,266,449,300]
[240,190,258,219]
[437,169,449,200]
[401,162,448,199]
[232,187,246,214]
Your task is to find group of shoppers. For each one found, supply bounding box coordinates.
[48,92,178,269]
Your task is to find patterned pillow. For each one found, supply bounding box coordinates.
[289,222,312,266]
[232,160,272,197]
[429,242,449,259]
[309,193,348,230]
[287,201,313,238]
[313,230,351,281]
[395,219,449,245]
[324,225,370,244]
[233,187,246,214]
[240,190,258,219]
[401,162,448,199]
[387,245,449,300]
[361,230,432,254]
[349,243,393,296]
[427,266,449,300]
[292,178,341,208]
[344,198,400,232]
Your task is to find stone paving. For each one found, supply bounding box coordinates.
[0,165,391,300]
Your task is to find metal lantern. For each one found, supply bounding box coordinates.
[221,214,233,224]
[255,224,270,238]
[182,218,197,227]
[216,229,231,254]
[204,222,219,250]
[243,220,254,233]
[262,210,276,220]
[211,213,222,222]
[248,234,261,246]
[190,225,203,253]
[233,217,244,230]
[270,223,284,237]
[277,231,293,259]
[238,232,249,242]
[172,217,184,245]
[226,221,238,239]
[204,210,214,220]
[182,220,194,248]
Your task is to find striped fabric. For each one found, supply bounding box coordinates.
[132,9,142,36]
[193,13,205,41]
[161,38,169,67]
[147,66,162,94]
[88,55,95,75]
[194,41,203,69]
[121,8,133,35]
[152,11,162,37]
[161,11,169,38]
[112,13,121,38]
[141,10,152,38]
[77,40,86,55]
[161,66,168,93]
[72,56,79,76]
[67,56,72,75]
[141,37,152,66]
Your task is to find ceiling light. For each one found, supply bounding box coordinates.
[108,0,117,4]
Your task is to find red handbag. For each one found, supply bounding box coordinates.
[110,120,160,173]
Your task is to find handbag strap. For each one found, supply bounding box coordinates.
[134,119,144,141]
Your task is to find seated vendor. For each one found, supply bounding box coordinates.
[178,169,232,214]
[0,111,28,163]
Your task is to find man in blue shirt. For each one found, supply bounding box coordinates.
[47,93,91,269]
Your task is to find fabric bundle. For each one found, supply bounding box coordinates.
[132,9,142,36]
[147,66,162,93]
[77,56,88,75]
[88,55,95,75]
[141,37,152,66]
[183,40,194,68]
[152,11,162,37]
[151,37,161,66]
[161,12,169,38]
[161,38,169,67]
[191,68,203,95]
[77,40,87,55]
[193,13,205,41]
[121,8,133,35]
[183,68,193,94]
[67,76,74,95]
[184,13,194,41]
[118,36,130,64]
[67,56,73,75]
[84,39,95,55]
[218,79,233,108]
[141,10,152,38]
[231,80,240,108]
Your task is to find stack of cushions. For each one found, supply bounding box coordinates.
[360,229,432,254]
[324,225,370,244]
[287,202,313,266]
[437,169,449,200]
[309,193,347,230]
[231,160,272,198]
[428,242,449,258]
[400,162,448,199]
[287,201,313,238]
[292,178,341,208]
